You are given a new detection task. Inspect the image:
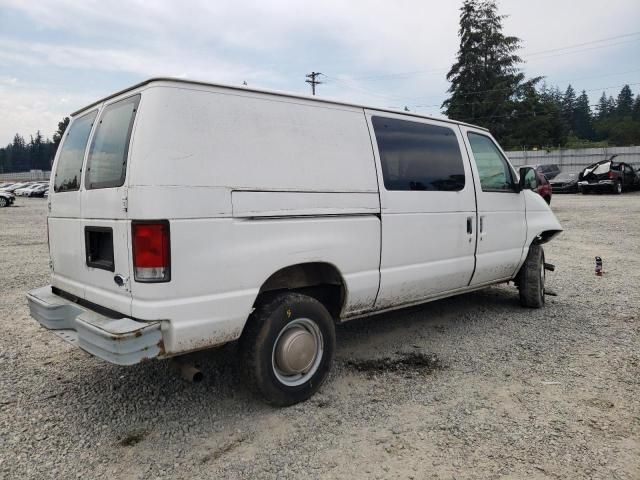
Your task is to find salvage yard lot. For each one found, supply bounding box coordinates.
[1,194,639,480]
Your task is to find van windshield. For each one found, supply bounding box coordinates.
[86,94,140,189]
[53,110,97,192]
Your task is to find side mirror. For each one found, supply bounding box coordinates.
[519,167,538,191]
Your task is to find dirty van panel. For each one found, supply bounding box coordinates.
[127,87,378,192]
[73,94,139,315]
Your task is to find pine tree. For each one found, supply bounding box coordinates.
[10,134,28,172]
[442,0,531,141]
[632,95,640,121]
[574,91,594,140]
[607,95,617,115]
[562,85,577,134]
[29,131,49,170]
[53,117,70,147]
[596,92,609,120]
[616,85,634,117]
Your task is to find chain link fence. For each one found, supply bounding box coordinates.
[505,146,640,173]
[0,170,51,182]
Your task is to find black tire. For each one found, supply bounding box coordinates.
[544,195,551,205]
[239,292,336,406]
[614,180,622,194]
[580,187,589,194]
[517,244,545,308]
[0,196,7,207]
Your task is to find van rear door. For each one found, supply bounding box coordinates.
[49,94,140,316]
[78,94,140,315]
[49,109,99,300]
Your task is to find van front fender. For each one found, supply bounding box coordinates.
[524,190,563,246]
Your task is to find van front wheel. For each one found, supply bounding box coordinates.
[239,292,336,406]
[517,244,545,308]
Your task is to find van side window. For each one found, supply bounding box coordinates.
[86,94,140,190]
[467,133,516,192]
[372,116,465,191]
[53,110,97,192]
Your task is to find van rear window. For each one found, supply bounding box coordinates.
[86,95,140,190]
[53,110,97,192]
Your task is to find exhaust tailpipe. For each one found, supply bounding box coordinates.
[172,359,203,383]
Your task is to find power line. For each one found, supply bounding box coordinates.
[525,38,640,62]
[524,31,640,57]
[325,70,640,106]
[305,72,323,96]
[329,31,640,87]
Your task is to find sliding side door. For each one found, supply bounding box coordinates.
[366,111,477,309]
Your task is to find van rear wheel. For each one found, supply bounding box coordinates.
[517,244,545,308]
[239,292,336,406]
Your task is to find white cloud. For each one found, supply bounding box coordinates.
[0,82,92,144]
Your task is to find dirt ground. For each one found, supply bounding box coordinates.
[1,193,639,479]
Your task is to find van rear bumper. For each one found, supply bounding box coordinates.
[27,286,164,366]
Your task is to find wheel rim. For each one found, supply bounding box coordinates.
[617,182,622,193]
[0,197,6,207]
[272,318,323,387]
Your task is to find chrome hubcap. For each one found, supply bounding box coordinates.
[272,318,323,386]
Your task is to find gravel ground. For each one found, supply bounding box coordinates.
[1,193,639,479]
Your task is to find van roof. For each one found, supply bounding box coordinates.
[72,77,488,131]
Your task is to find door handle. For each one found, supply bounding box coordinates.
[480,216,484,233]
[466,216,473,234]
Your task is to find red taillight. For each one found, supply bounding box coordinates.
[132,221,170,282]
[608,171,615,179]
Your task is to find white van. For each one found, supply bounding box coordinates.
[28,78,562,405]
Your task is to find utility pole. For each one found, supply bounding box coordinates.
[305,72,323,96]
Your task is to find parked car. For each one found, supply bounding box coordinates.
[27,78,562,406]
[19,184,49,197]
[1,182,32,193]
[578,156,640,194]
[0,190,15,207]
[522,165,552,204]
[15,184,42,196]
[532,163,561,180]
[549,171,579,193]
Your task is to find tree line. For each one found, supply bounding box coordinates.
[0,118,69,173]
[443,0,640,150]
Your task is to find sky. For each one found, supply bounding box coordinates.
[0,0,639,145]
